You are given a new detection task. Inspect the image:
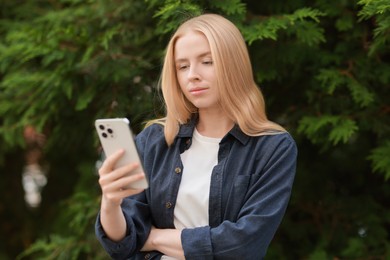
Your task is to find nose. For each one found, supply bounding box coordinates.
[187,65,200,81]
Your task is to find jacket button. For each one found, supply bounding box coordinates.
[174,167,181,174]
[165,202,172,208]
[144,253,150,259]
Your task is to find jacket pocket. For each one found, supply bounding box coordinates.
[223,175,251,221]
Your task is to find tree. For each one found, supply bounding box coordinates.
[1,0,159,258]
[0,0,389,259]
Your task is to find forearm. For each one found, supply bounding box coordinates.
[142,228,185,259]
[100,199,127,241]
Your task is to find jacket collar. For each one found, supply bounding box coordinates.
[177,115,250,145]
[227,125,250,145]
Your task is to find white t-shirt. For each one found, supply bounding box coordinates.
[161,128,221,260]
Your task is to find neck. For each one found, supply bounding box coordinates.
[196,109,234,138]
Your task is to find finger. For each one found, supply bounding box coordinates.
[104,187,144,202]
[99,162,140,186]
[99,149,125,175]
[120,172,146,190]
[120,187,144,197]
[102,176,145,204]
[102,172,145,193]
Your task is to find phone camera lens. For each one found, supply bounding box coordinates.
[99,125,105,130]
[107,128,113,134]
[102,133,108,138]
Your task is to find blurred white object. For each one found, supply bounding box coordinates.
[22,164,47,208]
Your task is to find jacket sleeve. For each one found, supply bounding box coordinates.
[95,192,152,259]
[181,134,297,259]
[95,129,153,259]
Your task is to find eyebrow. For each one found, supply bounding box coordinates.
[175,51,212,63]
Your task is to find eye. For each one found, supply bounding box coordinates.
[202,60,213,65]
[177,64,189,70]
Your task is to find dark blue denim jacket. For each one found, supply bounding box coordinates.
[96,120,297,260]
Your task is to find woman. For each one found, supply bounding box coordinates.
[96,13,297,259]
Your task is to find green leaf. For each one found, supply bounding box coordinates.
[346,79,375,108]
[316,69,375,108]
[328,118,358,145]
[210,0,246,16]
[294,21,325,46]
[357,0,390,21]
[153,1,202,35]
[243,17,289,44]
[368,141,390,180]
[289,7,325,23]
[298,115,358,145]
[316,69,346,94]
[75,88,95,111]
[243,7,325,45]
[357,0,390,56]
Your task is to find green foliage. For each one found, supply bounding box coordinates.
[0,0,158,258]
[0,0,389,259]
[18,234,89,260]
[316,68,375,108]
[152,1,203,35]
[17,193,105,260]
[357,0,390,56]
[242,7,325,44]
[307,249,329,260]
[298,115,358,145]
[368,141,390,180]
[209,0,246,16]
[0,0,158,147]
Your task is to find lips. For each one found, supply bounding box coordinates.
[189,87,208,94]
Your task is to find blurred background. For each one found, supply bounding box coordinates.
[0,0,389,259]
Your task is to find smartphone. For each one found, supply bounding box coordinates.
[95,118,148,189]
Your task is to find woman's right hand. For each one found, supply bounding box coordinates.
[98,149,146,209]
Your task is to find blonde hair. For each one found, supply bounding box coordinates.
[152,13,285,146]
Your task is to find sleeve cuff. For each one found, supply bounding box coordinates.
[95,211,136,256]
[181,226,213,259]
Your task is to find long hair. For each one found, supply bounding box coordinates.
[154,13,285,146]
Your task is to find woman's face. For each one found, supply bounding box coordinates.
[174,31,219,111]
